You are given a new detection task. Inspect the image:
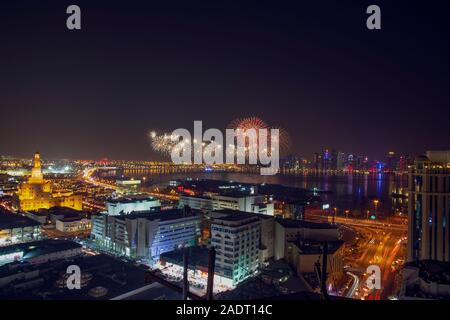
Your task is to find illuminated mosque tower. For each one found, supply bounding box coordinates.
[15,152,82,212]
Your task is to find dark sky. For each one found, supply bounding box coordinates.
[1,0,449,160]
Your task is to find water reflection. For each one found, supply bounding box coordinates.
[127,171,407,213]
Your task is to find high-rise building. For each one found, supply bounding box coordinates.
[407,151,450,262]
[336,152,346,171]
[209,210,261,287]
[385,151,399,172]
[14,152,82,212]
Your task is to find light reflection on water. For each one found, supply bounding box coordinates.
[127,171,407,212]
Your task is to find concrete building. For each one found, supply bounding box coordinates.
[179,193,274,215]
[209,210,261,287]
[115,179,141,194]
[106,194,161,215]
[274,218,341,260]
[212,194,274,215]
[0,254,173,300]
[178,195,214,212]
[0,212,41,246]
[27,207,92,234]
[55,216,91,233]
[401,260,450,299]
[90,208,201,261]
[284,240,344,279]
[407,151,450,262]
[259,214,275,264]
[0,239,82,266]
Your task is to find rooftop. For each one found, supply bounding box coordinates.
[275,217,338,230]
[160,245,210,270]
[216,277,284,300]
[405,260,450,286]
[259,259,293,281]
[210,209,259,222]
[109,208,200,222]
[0,239,81,263]
[289,239,344,255]
[0,211,40,230]
[107,194,158,204]
[37,207,84,216]
[57,216,87,222]
[0,254,171,300]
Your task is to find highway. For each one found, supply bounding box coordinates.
[307,212,406,299]
[346,272,360,298]
[346,225,406,300]
[81,167,180,201]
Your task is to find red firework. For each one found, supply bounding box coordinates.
[228,117,291,156]
[228,117,268,131]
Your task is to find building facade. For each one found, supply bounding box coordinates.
[90,209,201,261]
[0,212,41,246]
[55,217,91,233]
[106,194,161,215]
[209,211,261,287]
[179,194,274,215]
[407,151,450,262]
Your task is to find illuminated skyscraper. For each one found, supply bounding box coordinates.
[407,151,450,262]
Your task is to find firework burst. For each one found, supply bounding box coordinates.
[228,117,269,131]
[149,131,178,156]
[228,117,291,156]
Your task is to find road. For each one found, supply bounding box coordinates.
[306,212,406,299]
[345,225,406,299]
[81,167,180,201]
[346,272,360,298]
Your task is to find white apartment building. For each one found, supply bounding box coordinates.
[209,210,261,287]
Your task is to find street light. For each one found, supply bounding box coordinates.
[333,207,338,224]
[373,199,380,212]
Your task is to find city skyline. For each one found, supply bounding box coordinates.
[1,0,450,160]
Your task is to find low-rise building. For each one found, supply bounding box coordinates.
[400,260,450,299]
[106,194,161,215]
[0,239,82,266]
[115,179,141,194]
[91,208,201,261]
[178,195,214,212]
[274,218,341,260]
[212,194,274,215]
[27,207,92,234]
[284,239,344,278]
[55,216,91,233]
[179,193,274,215]
[0,212,41,246]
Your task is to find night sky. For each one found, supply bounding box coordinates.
[1,0,449,160]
